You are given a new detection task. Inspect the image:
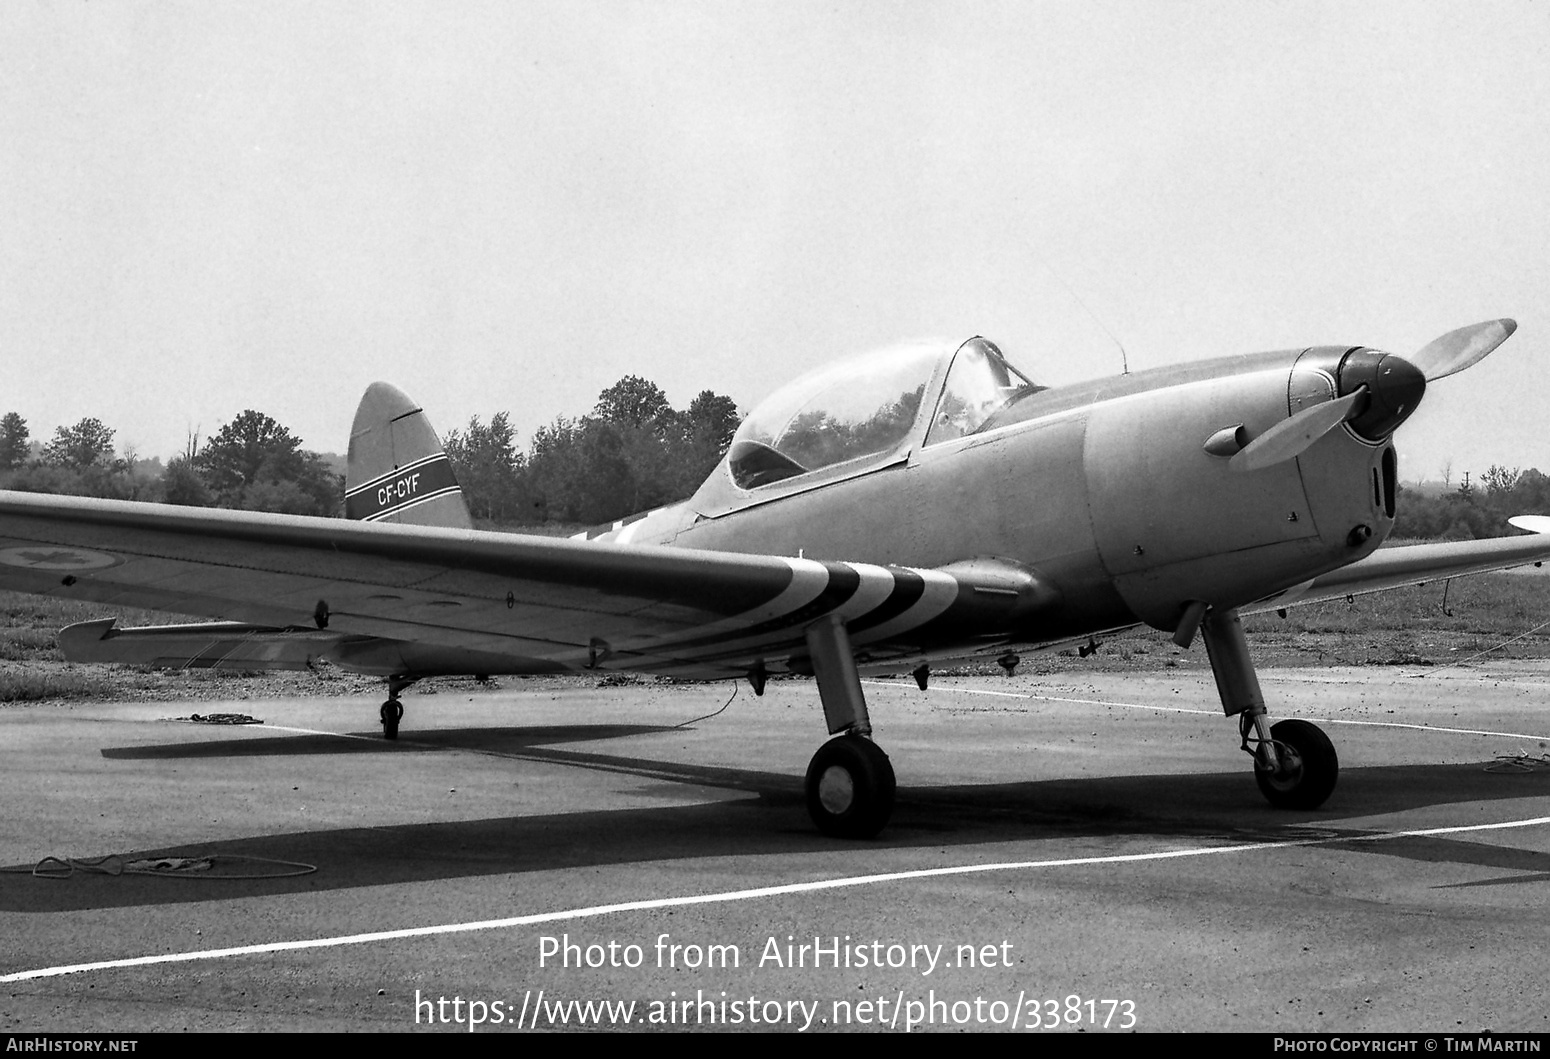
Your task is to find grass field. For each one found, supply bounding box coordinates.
[1242,568,1550,661]
[4,564,1549,703]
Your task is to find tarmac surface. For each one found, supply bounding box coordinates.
[3,663,1549,1033]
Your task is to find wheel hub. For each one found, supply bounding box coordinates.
[817,765,856,814]
[1257,740,1305,791]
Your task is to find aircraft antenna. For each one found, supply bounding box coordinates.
[1040,261,1131,375]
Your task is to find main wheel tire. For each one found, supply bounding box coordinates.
[380,700,403,740]
[1254,718,1337,809]
[805,735,896,839]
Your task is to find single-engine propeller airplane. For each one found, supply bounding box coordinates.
[4,319,1550,839]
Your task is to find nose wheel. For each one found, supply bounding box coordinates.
[805,735,895,839]
[1249,717,1338,810]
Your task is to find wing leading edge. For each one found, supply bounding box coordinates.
[1250,527,1550,612]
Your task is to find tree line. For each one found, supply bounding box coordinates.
[8,388,1547,539]
[0,409,342,516]
[443,376,739,526]
[0,375,741,527]
[1392,468,1550,540]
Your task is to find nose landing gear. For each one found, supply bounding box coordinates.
[1200,606,1339,810]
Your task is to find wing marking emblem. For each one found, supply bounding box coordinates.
[0,546,122,571]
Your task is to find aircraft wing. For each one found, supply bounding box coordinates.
[1249,525,1550,612]
[0,491,1051,679]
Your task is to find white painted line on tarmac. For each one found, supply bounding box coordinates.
[1293,717,1550,741]
[261,724,381,742]
[1035,693,1550,741]
[892,682,1550,742]
[1029,694,1217,716]
[862,679,1030,698]
[5,815,1549,984]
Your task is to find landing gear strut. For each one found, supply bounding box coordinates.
[1199,607,1338,810]
[379,675,418,740]
[802,615,895,838]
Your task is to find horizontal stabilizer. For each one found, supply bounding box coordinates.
[58,618,343,671]
[55,617,576,678]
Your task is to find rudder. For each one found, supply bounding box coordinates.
[345,382,472,528]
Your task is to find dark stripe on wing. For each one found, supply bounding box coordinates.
[638,562,862,654]
[846,568,927,634]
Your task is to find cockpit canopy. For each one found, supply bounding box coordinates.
[727,337,1041,490]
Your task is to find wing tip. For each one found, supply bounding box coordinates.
[1508,514,1550,535]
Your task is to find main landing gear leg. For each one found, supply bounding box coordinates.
[380,675,418,740]
[803,615,895,839]
[1200,607,1338,810]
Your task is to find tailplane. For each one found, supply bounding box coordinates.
[345,382,472,528]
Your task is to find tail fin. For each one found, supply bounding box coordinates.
[345,382,472,529]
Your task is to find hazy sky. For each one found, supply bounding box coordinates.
[4,1,1547,485]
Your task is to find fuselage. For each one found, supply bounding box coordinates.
[590,340,1400,649]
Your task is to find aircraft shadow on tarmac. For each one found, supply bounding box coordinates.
[97,723,674,758]
[2,723,1546,912]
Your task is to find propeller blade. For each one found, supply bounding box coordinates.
[1229,389,1365,473]
[1408,319,1517,382]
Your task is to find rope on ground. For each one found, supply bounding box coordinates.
[1484,751,1550,774]
[3,853,316,880]
[1418,617,1550,677]
[673,683,738,729]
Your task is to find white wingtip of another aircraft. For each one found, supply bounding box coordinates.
[1508,515,1550,534]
